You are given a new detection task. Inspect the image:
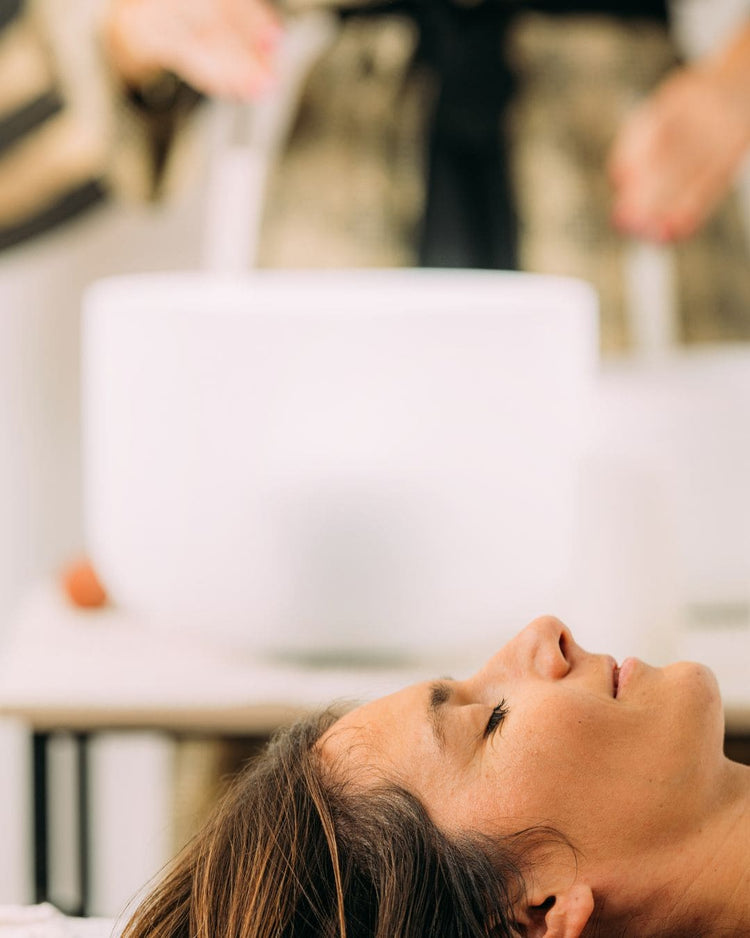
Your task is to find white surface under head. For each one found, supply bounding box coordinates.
[83,270,598,656]
[0,904,116,938]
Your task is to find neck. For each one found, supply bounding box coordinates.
[602,758,750,937]
[664,759,750,936]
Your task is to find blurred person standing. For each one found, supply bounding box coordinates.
[254,0,750,353]
[101,1,750,356]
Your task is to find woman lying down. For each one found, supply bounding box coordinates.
[122,617,748,937]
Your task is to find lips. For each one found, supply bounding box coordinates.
[616,657,639,698]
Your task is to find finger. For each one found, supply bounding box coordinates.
[655,150,744,240]
[187,6,280,95]
[610,64,750,240]
[110,0,279,98]
[612,119,747,240]
[610,102,716,236]
[169,27,275,98]
[222,0,283,59]
[608,101,663,186]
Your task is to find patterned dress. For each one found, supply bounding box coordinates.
[260,0,750,353]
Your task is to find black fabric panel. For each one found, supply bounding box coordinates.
[341,1,669,24]
[416,1,518,268]
[0,0,22,31]
[0,178,107,252]
[418,121,518,269]
[0,91,63,157]
[343,0,670,269]
[524,0,668,20]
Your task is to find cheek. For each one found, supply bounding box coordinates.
[473,698,624,829]
[448,674,725,855]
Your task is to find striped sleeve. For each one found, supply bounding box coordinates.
[0,0,200,252]
[0,0,108,249]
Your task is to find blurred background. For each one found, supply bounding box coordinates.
[0,0,749,920]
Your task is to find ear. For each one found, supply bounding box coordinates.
[517,882,594,938]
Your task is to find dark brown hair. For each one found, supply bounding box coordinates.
[121,711,558,938]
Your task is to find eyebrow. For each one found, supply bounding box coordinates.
[427,679,454,750]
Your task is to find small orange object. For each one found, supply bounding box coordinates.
[62,558,108,609]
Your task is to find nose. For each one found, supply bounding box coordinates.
[477,615,573,683]
[522,615,575,679]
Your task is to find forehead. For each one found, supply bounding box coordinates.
[321,682,435,781]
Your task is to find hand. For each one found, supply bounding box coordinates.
[104,0,283,99]
[608,62,750,242]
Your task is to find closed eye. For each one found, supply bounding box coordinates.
[484,699,509,738]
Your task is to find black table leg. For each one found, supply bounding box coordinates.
[75,733,90,916]
[32,732,49,904]
[32,731,92,915]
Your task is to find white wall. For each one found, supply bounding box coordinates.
[0,720,32,904]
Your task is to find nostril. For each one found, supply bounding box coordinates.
[555,624,575,677]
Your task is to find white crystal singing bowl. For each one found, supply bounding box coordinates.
[82,269,597,658]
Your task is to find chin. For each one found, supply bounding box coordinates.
[667,659,725,742]
[669,657,720,689]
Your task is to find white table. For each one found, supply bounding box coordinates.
[3,583,749,731]
[0,583,468,734]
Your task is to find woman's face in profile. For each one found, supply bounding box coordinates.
[323,616,727,877]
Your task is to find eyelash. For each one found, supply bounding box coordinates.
[484,699,509,737]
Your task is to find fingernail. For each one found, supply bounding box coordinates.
[653,220,676,242]
[258,22,283,49]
